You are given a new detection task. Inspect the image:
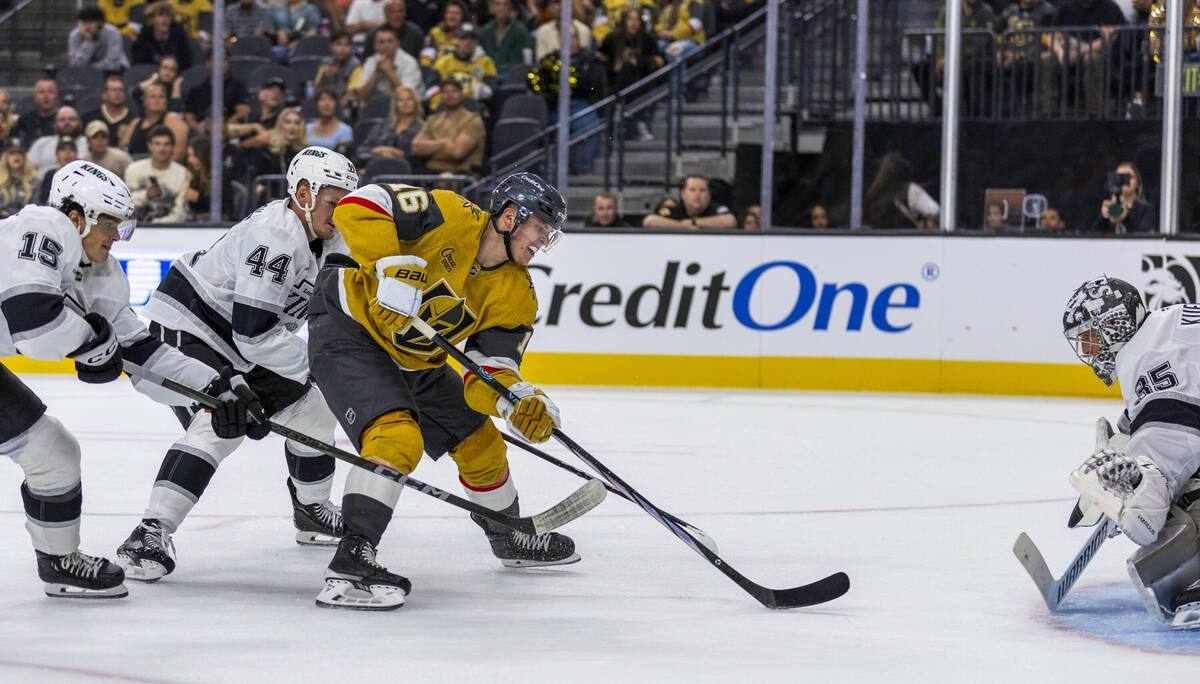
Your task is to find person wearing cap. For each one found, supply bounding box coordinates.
[431,23,498,105]
[84,120,132,178]
[28,106,87,177]
[0,138,37,218]
[354,25,423,102]
[410,78,485,177]
[37,137,82,204]
[363,0,424,60]
[68,5,130,74]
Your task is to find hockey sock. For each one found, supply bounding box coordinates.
[285,446,335,505]
[341,467,402,546]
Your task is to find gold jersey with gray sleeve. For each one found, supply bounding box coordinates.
[330,183,538,406]
[0,204,216,405]
[1115,303,1200,496]
[142,198,347,383]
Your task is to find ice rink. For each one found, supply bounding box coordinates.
[0,376,1195,682]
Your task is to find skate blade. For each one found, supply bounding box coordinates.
[44,582,128,599]
[500,552,581,569]
[116,555,169,582]
[1172,603,1200,630]
[295,530,341,546]
[315,579,405,611]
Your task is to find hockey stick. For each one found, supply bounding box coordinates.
[1012,517,1115,611]
[123,363,605,536]
[409,317,850,609]
[499,433,719,553]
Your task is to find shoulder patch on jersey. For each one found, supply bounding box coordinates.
[338,185,394,220]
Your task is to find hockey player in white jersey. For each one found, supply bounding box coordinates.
[0,160,259,599]
[115,147,359,581]
[1062,275,1200,630]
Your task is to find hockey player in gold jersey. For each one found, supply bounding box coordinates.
[308,171,573,610]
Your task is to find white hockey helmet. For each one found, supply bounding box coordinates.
[286,146,359,201]
[49,160,136,240]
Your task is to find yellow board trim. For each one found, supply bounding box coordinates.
[3,354,1120,398]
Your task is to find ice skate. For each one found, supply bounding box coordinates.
[472,500,580,568]
[1171,579,1200,630]
[316,535,410,611]
[115,519,177,582]
[287,478,343,546]
[37,550,127,599]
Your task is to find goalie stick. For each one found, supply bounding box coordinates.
[125,363,605,536]
[1012,517,1115,611]
[409,317,850,609]
[500,433,719,553]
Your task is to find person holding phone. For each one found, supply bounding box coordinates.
[1093,161,1157,234]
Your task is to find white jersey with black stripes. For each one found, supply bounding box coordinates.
[1115,303,1200,496]
[0,204,216,405]
[141,199,346,383]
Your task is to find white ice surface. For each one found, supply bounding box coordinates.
[0,377,1193,682]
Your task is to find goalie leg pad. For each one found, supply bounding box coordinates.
[1127,505,1200,623]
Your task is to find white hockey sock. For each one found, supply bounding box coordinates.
[462,472,517,511]
[291,475,334,505]
[144,484,195,534]
[344,466,403,509]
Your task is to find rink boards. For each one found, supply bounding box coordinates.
[6,228,1197,397]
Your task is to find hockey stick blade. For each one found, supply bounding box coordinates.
[501,433,718,553]
[409,318,849,609]
[125,364,604,535]
[1012,518,1114,611]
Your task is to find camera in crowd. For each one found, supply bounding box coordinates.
[1105,171,1131,196]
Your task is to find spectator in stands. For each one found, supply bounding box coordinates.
[586,191,632,226]
[68,6,131,75]
[1039,205,1066,230]
[122,82,190,162]
[808,203,829,228]
[0,139,36,218]
[480,0,535,77]
[84,120,133,177]
[0,112,11,151]
[98,0,144,38]
[433,23,498,103]
[642,175,737,229]
[274,0,323,62]
[653,195,677,215]
[126,125,192,223]
[997,0,1057,116]
[84,76,135,144]
[863,152,939,229]
[306,90,354,153]
[261,107,309,175]
[135,55,185,107]
[985,200,1006,229]
[356,84,423,166]
[225,0,275,42]
[28,106,86,176]
[230,76,286,146]
[14,79,60,143]
[655,0,706,62]
[1093,160,1157,233]
[183,50,252,130]
[347,0,389,44]
[406,0,442,33]
[315,32,362,111]
[926,0,999,115]
[598,7,663,140]
[422,0,470,64]
[742,204,761,230]
[0,89,16,129]
[37,137,81,203]
[171,0,215,39]
[356,25,424,101]
[1039,0,1125,118]
[131,1,195,69]
[535,0,593,59]
[365,0,425,59]
[532,24,606,173]
[184,135,234,220]
[410,78,486,176]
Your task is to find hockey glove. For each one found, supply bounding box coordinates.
[206,367,271,440]
[1068,446,1170,545]
[498,382,561,443]
[69,312,123,384]
[370,255,427,333]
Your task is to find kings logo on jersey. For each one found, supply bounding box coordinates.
[391,279,477,354]
[1141,254,1200,311]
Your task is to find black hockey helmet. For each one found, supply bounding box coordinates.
[488,172,567,259]
[1062,275,1146,387]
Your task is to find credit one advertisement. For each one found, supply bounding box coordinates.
[106,229,1200,393]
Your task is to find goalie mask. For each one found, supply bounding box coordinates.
[1063,276,1147,387]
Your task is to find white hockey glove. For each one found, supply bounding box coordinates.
[1070,417,1131,528]
[370,255,427,332]
[1068,445,1170,546]
[498,382,561,443]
